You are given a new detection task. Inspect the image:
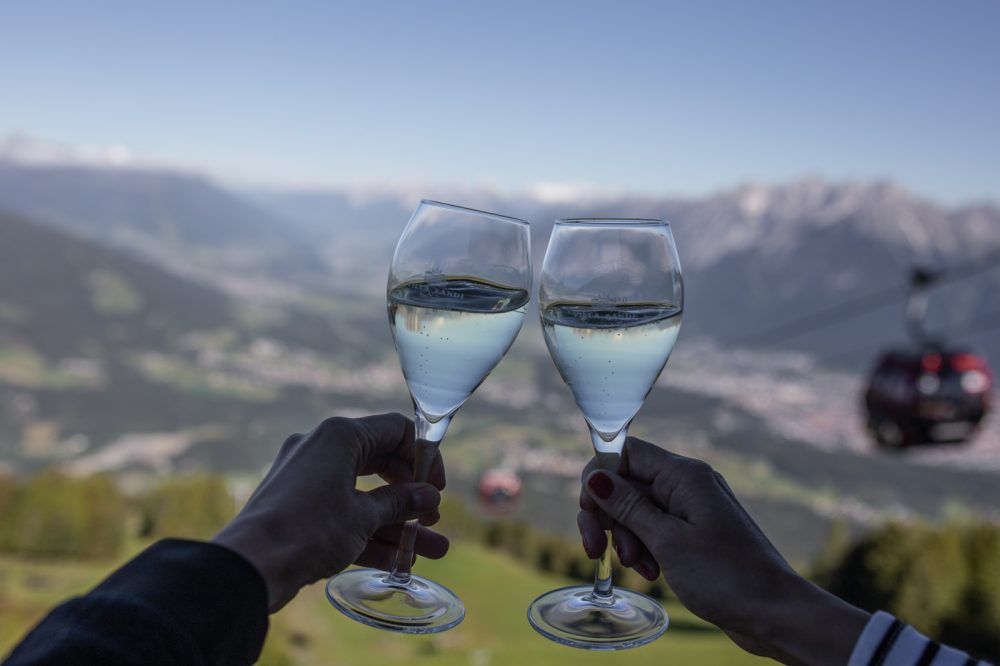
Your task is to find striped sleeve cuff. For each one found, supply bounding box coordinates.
[847,611,990,666]
[849,611,899,666]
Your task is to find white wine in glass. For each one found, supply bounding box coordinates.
[528,217,683,650]
[327,200,531,634]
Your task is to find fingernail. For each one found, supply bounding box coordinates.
[582,534,593,557]
[413,486,439,512]
[637,561,657,580]
[614,542,623,561]
[587,471,613,500]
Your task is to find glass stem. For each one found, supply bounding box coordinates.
[386,411,450,586]
[587,425,627,603]
[591,531,615,601]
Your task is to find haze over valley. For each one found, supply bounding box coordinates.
[2,143,999,562]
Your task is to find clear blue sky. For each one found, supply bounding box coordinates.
[1,1,998,203]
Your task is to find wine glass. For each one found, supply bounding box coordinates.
[527,217,683,650]
[327,200,532,633]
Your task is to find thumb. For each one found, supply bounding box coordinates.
[584,470,668,542]
[365,482,440,529]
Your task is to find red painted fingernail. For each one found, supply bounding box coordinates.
[614,542,623,561]
[588,471,613,500]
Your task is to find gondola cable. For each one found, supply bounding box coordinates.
[729,248,1000,348]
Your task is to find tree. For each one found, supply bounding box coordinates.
[824,520,998,661]
[941,524,1000,659]
[143,475,234,540]
[0,471,126,558]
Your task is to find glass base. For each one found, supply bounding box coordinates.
[527,585,668,650]
[326,568,465,634]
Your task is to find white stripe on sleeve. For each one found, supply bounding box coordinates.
[848,611,897,666]
[932,644,976,666]
[847,611,992,666]
[882,626,929,664]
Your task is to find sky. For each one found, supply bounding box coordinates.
[1,1,998,204]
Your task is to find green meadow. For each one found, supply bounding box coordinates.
[1,542,765,666]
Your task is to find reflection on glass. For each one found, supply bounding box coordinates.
[528,218,683,650]
[326,200,531,634]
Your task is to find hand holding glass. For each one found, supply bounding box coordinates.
[326,200,531,633]
[528,218,683,649]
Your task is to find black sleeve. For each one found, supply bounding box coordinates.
[3,539,269,666]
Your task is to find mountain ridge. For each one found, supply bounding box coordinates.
[1,159,998,367]
[259,177,1000,364]
[0,160,327,284]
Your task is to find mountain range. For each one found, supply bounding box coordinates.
[3,155,999,379]
[1,154,998,561]
[258,177,1000,366]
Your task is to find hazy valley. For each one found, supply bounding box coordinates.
[1,155,999,563]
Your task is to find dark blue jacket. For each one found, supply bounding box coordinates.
[3,540,268,665]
